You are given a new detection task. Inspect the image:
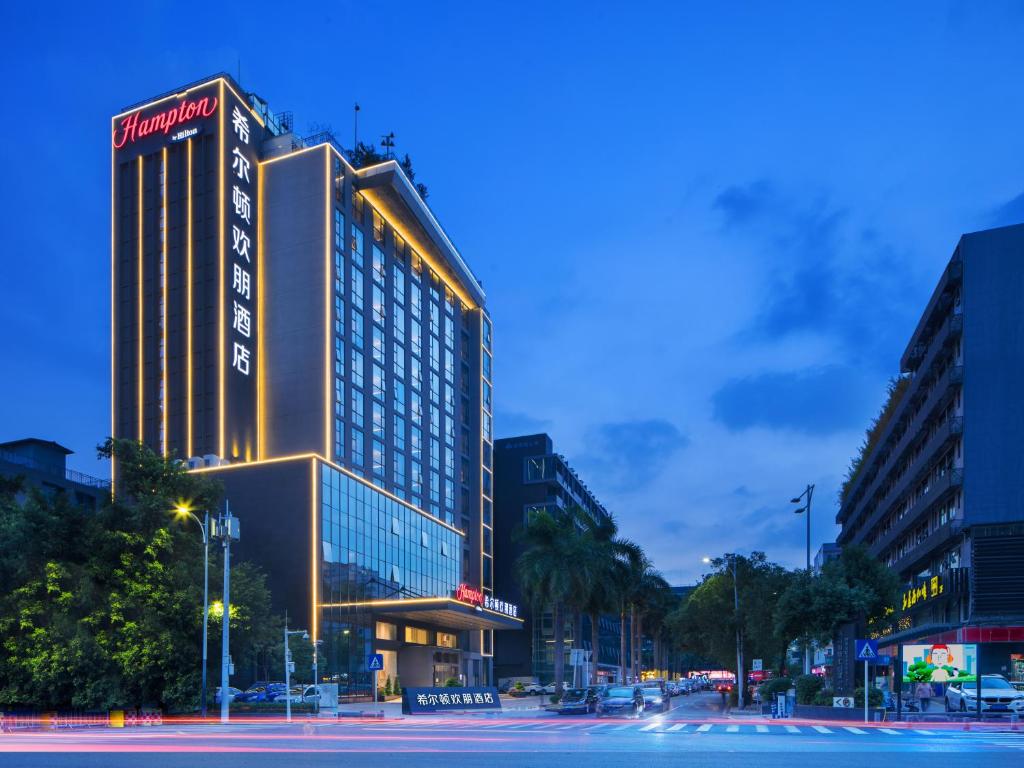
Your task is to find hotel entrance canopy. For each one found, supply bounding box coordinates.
[321,598,523,631]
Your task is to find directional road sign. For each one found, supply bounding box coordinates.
[367,653,384,671]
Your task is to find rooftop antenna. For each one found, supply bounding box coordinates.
[381,131,395,160]
[353,103,360,149]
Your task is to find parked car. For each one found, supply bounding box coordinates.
[596,685,645,718]
[215,686,242,704]
[302,685,322,704]
[945,677,1024,714]
[558,687,600,715]
[233,686,267,703]
[272,688,305,704]
[640,685,670,714]
[498,680,514,694]
[263,683,290,701]
[542,682,558,695]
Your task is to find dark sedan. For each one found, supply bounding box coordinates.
[596,685,644,718]
[640,685,670,714]
[558,687,600,715]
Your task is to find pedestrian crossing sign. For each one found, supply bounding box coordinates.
[855,639,878,660]
[367,653,384,671]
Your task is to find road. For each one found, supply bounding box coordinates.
[2,692,1022,767]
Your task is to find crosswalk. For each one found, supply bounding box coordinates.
[355,717,1024,745]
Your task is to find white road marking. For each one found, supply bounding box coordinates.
[696,724,713,732]
[784,725,800,733]
[755,725,769,733]
[666,724,686,732]
[843,726,868,735]
[556,724,575,730]
[913,729,935,735]
[879,728,900,735]
[726,725,739,733]
[812,725,832,734]
[612,722,636,730]
[640,723,661,731]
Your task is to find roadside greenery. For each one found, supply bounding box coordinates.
[0,439,283,712]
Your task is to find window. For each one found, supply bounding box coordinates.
[411,395,423,425]
[372,326,385,364]
[334,209,345,250]
[350,389,364,428]
[350,224,364,267]
[411,357,422,391]
[373,440,385,478]
[350,264,364,310]
[483,381,492,411]
[437,632,457,649]
[483,316,492,350]
[430,302,440,336]
[411,286,422,318]
[351,349,364,388]
[410,320,422,357]
[393,452,406,486]
[394,414,406,451]
[394,379,406,412]
[372,401,385,438]
[430,405,441,437]
[372,244,385,284]
[393,343,406,380]
[430,470,440,503]
[405,626,430,644]
[430,337,440,371]
[372,285,386,326]
[350,428,364,465]
[430,372,440,404]
[483,350,492,380]
[393,264,405,305]
[393,305,406,344]
[373,364,386,400]
[351,309,363,349]
[411,426,423,460]
[372,210,385,242]
[411,461,423,494]
[444,315,454,349]
[376,621,397,641]
[444,383,454,414]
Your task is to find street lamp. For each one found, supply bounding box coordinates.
[790,483,815,675]
[701,555,744,710]
[311,638,324,715]
[283,619,309,723]
[174,503,210,718]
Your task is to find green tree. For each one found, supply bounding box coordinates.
[515,507,594,697]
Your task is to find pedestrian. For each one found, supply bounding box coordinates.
[915,681,932,712]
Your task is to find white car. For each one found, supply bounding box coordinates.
[945,677,1024,714]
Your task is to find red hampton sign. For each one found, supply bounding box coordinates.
[455,584,485,606]
[113,96,219,149]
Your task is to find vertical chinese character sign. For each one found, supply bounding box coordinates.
[223,87,260,460]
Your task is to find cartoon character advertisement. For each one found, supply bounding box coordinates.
[901,643,977,684]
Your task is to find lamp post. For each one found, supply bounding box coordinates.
[312,638,324,715]
[790,483,815,675]
[703,555,744,710]
[283,618,309,723]
[213,502,240,723]
[174,504,210,718]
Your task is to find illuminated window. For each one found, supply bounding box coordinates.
[376,621,397,641]
[437,632,457,649]
[405,626,430,645]
[350,224,364,267]
[373,210,385,242]
[372,285,386,326]
[372,245,386,285]
[410,252,422,282]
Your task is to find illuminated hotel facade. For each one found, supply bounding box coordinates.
[111,73,519,694]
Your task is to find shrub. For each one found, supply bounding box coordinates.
[795,674,825,705]
[384,676,392,697]
[444,677,460,687]
[813,688,835,706]
[854,686,884,708]
[514,681,524,691]
[758,677,793,701]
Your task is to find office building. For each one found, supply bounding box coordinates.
[836,223,1024,689]
[493,433,629,683]
[111,73,519,695]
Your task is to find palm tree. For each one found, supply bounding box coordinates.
[514,507,593,697]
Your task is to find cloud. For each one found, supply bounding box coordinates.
[988,190,1024,228]
[578,418,688,493]
[712,365,877,435]
[713,180,919,371]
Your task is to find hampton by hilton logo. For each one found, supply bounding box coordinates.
[113,95,218,149]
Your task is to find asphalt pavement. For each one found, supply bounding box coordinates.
[2,692,1022,767]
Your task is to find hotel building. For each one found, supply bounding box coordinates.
[111,73,519,695]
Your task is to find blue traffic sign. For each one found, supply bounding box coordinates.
[855,639,879,661]
[367,653,384,671]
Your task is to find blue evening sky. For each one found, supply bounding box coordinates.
[2,2,1023,583]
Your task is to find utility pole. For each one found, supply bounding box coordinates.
[216,502,240,724]
[732,554,744,710]
[201,509,209,717]
[284,617,308,723]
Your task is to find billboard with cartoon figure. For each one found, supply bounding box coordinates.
[901,643,978,684]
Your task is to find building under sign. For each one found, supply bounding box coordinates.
[111,73,519,696]
[835,223,1024,693]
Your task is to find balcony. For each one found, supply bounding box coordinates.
[875,470,964,574]
[841,314,963,525]
[853,415,962,548]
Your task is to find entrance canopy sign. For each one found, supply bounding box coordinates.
[402,686,502,714]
